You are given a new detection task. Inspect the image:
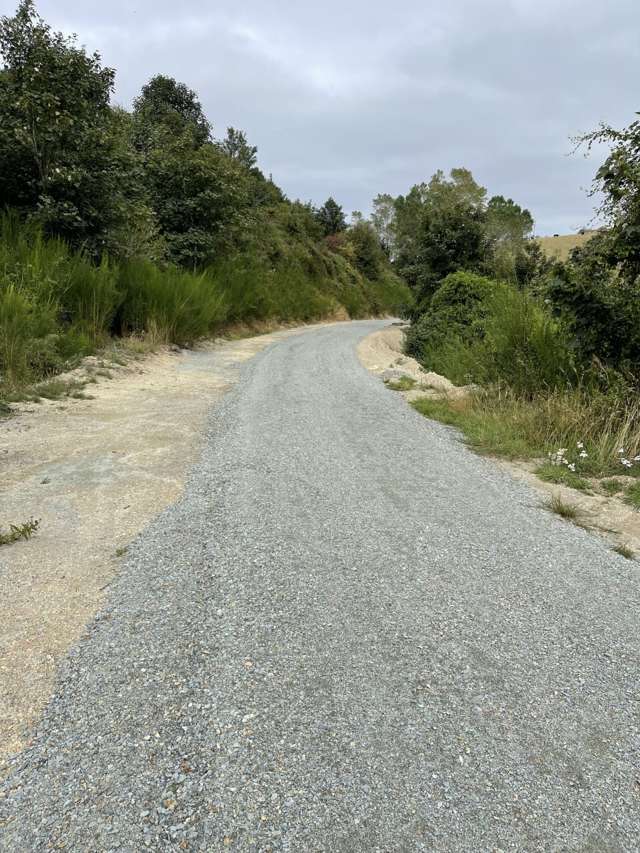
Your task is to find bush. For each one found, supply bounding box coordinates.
[405,270,499,364]
[407,270,575,393]
[116,260,227,344]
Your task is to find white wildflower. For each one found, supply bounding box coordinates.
[577,442,584,449]
[579,450,588,459]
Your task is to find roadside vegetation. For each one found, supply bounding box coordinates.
[369,122,640,495]
[0,2,411,406]
[0,518,39,546]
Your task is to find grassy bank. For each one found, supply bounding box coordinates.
[0,214,410,404]
[413,387,640,486]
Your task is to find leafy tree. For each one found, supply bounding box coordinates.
[485,195,536,284]
[219,127,257,169]
[0,0,124,249]
[395,169,487,303]
[371,193,397,256]
[544,232,640,369]
[577,116,640,284]
[346,221,385,279]
[144,136,249,267]
[133,74,210,150]
[316,197,347,236]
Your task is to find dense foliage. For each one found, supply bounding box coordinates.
[0,2,410,394]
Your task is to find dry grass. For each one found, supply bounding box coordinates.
[613,543,635,560]
[413,387,640,478]
[538,230,601,261]
[548,494,580,520]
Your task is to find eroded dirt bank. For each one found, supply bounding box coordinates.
[0,325,313,767]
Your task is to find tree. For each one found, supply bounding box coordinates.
[347,221,385,279]
[133,74,210,149]
[485,195,536,284]
[371,193,397,256]
[0,0,124,249]
[395,169,487,302]
[316,197,346,236]
[577,115,640,284]
[219,127,257,169]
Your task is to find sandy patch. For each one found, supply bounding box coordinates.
[0,325,313,768]
[359,326,640,558]
[357,325,472,400]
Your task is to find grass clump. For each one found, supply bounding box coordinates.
[0,518,39,546]
[385,376,417,391]
[613,543,635,560]
[536,462,590,492]
[548,494,580,521]
[600,479,624,495]
[412,394,540,459]
[624,482,640,510]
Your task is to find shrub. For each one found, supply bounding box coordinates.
[405,270,498,363]
[407,270,575,393]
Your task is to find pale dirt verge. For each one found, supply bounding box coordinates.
[358,326,640,556]
[0,323,324,769]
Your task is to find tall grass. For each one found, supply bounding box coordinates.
[0,212,410,397]
[116,260,228,344]
[418,285,575,393]
[414,386,640,477]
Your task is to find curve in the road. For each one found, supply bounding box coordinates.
[2,320,639,851]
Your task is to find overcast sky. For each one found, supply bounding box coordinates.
[19,0,640,234]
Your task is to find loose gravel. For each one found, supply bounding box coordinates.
[1,320,639,851]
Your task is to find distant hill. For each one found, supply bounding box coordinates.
[538,229,602,261]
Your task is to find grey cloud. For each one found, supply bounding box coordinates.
[31,0,640,232]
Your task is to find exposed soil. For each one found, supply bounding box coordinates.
[0,325,314,768]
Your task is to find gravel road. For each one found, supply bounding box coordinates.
[2,320,639,851]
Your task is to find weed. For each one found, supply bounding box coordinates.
[536,462,590,492]
[0,518,39,546]
[624,482,640,510]
[115,546,128,557]
[547,494,580,521]
[385,376,416,391]
[600,479,624,495]
[613,543,635,560]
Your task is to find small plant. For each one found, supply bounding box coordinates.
[624,482,640,510]
[536,462,590,492]
[617,447,640,471]
[548,494,580,520]
[0,518,40,546]
[385,376,416,391]
[115,546,128,557]
[600,479,624,495]
[613,543,635,560]
[547,441,589,475]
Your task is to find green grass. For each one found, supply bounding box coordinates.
[385,376,417,391]
[548,494,580,520]
[412,395,539,459]
[600,478,624,495]
[412,388,640,477]
[2,378,88,405]
[0,518,39,546]
[624,482,640,510]
[0,213,412,401]
[535,462,590,492]
[613,543,635,560]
